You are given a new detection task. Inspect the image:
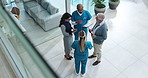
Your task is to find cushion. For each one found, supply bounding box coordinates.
[36,0,41,4]
[23,0,35,2]
[24,1,39,14]
[30,5,46,18]
[24,1,39,8]
[23,0,33,2]
[30,5,45,13]
[41,0,49,10]
[47,3,59,14]
[34,10,51,26]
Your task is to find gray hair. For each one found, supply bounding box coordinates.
[97,13,105,21]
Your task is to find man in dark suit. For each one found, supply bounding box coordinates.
[88,13,108,66]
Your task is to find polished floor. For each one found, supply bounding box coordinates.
[36,0,148,78]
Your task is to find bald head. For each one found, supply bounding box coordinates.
[77,4,83,14]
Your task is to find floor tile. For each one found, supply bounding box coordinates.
[119,36,148,59]
[114,73,128,78]
[102,38,117,54]
[140,52,148,65]
[36,35,63,55]
[104,46,138,72]
[134,28,148,43]
[43,42,63,60]
[123,60,148,78]
[47,54,75,78]
[87,58,120,78]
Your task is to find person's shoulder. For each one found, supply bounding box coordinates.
[60,24,65,27]
[103,22,108,28]
[84,10,88,12]
[104,22,107,25]
[72,10,77,14]
[84,10,90,13]
[101,23,108,30]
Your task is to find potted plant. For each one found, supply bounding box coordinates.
[109,0,120,9]
[92,0,106,15]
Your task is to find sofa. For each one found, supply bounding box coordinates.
[23,0,61,31]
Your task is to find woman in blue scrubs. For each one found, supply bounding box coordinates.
[71,31,93,77]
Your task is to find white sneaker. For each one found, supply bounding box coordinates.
[80,73,85,77]
[75,71,79,76]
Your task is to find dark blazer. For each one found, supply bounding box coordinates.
[93,22,108,44]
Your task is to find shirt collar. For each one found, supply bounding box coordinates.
[93,21,105,29]
[100,20,105,26]
[77,10,83,16]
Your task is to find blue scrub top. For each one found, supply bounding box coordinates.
[71,10,92,40]
[71,40,93,60]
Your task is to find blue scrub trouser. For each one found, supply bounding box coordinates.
[74,28,88,40]
[75,59,87,74]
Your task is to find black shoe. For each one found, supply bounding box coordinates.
[88,55,96,58]
[92,61,101,66]
[64,55,72,60]
[69,56,73,59]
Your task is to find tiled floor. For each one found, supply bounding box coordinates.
[37,0,148,78]
[36,0,148,78]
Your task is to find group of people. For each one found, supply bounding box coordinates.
[59,4,108,77]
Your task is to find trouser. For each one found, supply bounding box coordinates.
[93,42,102,61]
[75,58,87,74]
[63,35,73,54]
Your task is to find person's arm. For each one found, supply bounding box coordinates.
[71,11,82,25]
[71,41,76,49]
[72,21,82,25]
[83,21,93,28]
[61,25,69,36]
[86,11,92,20]
[71,12,77,25]
[71,21,77,25]
[87,41,93,50]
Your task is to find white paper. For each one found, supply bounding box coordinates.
[83,21,93,28]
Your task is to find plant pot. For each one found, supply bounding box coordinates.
[109,1,120,10]
[94,6,106,15]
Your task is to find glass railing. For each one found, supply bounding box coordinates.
[0,1,59,78]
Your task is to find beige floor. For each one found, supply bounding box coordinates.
[35,0,148,78]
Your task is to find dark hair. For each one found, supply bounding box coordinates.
[59,13,72,27]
